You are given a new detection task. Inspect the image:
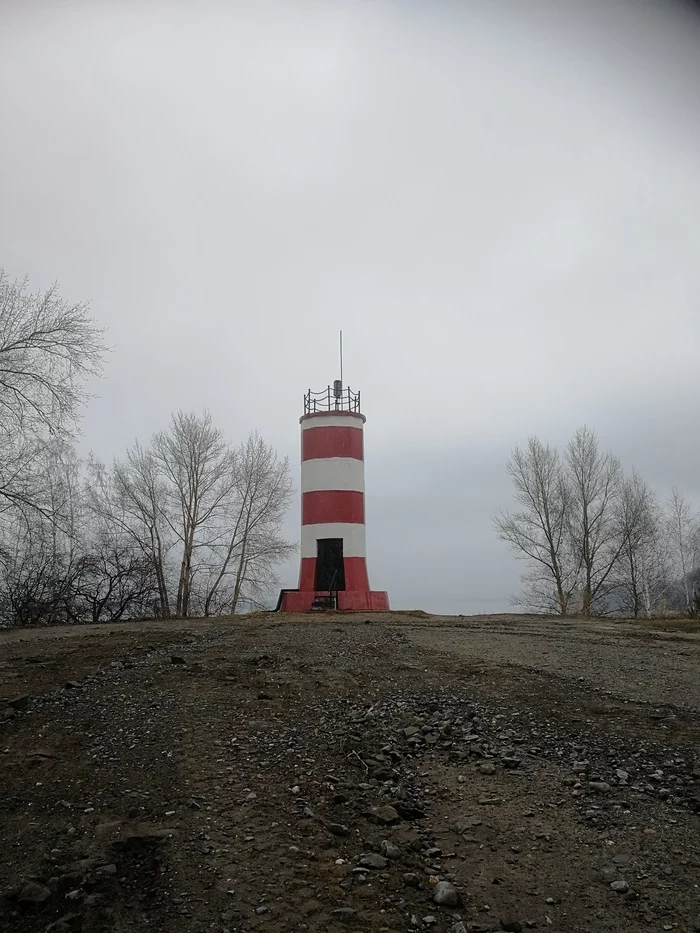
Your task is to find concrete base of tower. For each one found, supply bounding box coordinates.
[276,589,390,612]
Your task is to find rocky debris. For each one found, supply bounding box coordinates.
[500,921,523,933]
[380,839,401,860]
[26,748,59,760]
[170,655,186,665]
[395,801,426,820]
[502,756,522,769]
[359,852,388,870]
[392,824,422,851]
[108,824,173,855]
[1,615,699,933]
[7,695,31,711]
[372,805,400,825]
[610,880,630,893]
[18,881,52,904]
[44,913,80,932]
[433,880,461,907]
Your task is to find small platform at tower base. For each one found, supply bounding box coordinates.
[276,590,390,612]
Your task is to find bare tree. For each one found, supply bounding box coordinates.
[494,436,577,615]
[666,487,700,617]
[637,514,672,617]
[1,548,52,626]
[152,411,232,617]
[201,432,295,616]
[85,420,294,622]
[0,271,105,516]
[70,531,158,624]
[0,516,60,626]
[0,452,161,628]
[0,433,54,522]
[565,426,624,616]
[88,447,173,618]
[0,438,85,626]
[613,471,662,618]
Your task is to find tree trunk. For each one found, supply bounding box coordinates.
[231,536,249,615]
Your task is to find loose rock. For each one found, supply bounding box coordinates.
[19,880,52,904]
[359,853,388,869]
[433,880,461,907]
[373,805,400,824]
[381,839,401,860]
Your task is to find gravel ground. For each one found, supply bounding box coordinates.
[0,612,698,933]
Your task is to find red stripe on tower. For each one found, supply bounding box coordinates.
[343,556,371,591]
[297,556,373,590]
[298,558,316,592]
[302,425,364,461]
[302,490,365,525]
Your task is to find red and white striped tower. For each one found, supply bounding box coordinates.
[278,382,389,612]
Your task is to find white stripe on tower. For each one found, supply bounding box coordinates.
[301,458,365,494]
[300,523,367,559]
[301,414,366,431]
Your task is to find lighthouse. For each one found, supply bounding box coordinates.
[278,381,389,612]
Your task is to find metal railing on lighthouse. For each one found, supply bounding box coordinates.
[303,384,361,415]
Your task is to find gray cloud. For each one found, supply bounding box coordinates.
[2,0,700,612]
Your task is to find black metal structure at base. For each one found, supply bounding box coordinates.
[311,593,337,610]
[275,584,339,612]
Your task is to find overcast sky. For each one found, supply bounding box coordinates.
[2,0,700,612]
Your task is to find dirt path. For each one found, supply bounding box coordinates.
[1,613,698,933]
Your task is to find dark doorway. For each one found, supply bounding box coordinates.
[315,538,345,591]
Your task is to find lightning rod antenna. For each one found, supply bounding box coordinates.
[339,330,343,387]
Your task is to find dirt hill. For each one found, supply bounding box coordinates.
[1,613,699,933]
